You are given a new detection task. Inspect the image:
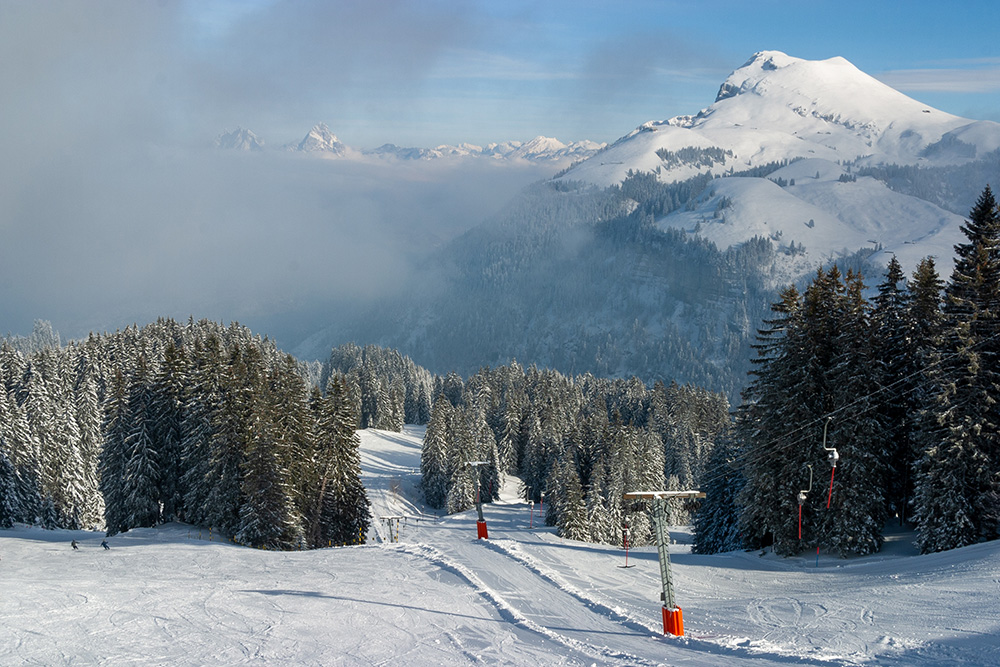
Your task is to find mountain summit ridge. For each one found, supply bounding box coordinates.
[566,50,996,188]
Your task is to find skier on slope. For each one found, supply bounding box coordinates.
[101,539,109,550]
[71,539,78,550]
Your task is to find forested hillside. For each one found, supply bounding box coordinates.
[420,361,730,546]
[322,175,800,403]
[0,319,369,549]
[696,186,1000,556]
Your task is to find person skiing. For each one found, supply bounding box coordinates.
[101,539,109,550]
[71,539,78,550]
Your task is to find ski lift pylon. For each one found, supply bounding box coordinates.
[798,464,813,540]
[822,417,838,508]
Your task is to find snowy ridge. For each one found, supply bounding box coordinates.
[292,122,353,156]
[558,50,1000,278]
[367,135,604,162]
[215,126,264,151]
[566,50,992,188]
[218,124,604,163]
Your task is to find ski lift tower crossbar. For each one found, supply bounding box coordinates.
[378,515,407,543]
[623,490,705,636]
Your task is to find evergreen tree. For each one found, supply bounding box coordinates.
[692,431,745,554]
[914,186,1000,552]
[445,411,477,515]
[421,395,453,509]
[311,375,371,546]
[99,369,130,536]
[821,271,888,556]
[202,346,254,535]
[179,336,224,526]
[871,256,916,523]
[554,457,589,541]
[236,391,302,550]
[0,446,19,528]
[122,356,161,529]
[150,341,187,521]
[738,285,808,554]
[71,353,105,528]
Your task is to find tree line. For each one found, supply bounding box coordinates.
[0,318,369,550]
[420,362,730,546]
[695,186,1000,556]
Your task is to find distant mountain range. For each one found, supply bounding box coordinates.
[291,51,1000,399]
[216,122,606,163]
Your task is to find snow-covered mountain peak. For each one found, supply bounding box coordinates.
[705,49,950,137]
[215,126,264,151]
[715,50,803,101]
[295,122,349,155]
[553,51,1000,284]
[565,51,987,188]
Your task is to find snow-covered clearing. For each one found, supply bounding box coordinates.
[3,426,998,665]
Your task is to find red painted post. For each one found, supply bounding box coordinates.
[663,606,684,636]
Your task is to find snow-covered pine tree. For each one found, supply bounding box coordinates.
[445,408,477,515]
[149,341,187,522]
[913,186,1000,552]
[870,256,917,524]
[0,445,20,528]
[468,401,502,503]
[738,285,809,554]
[585,468,613,544]
[311,374,371,546]
[692,430,745,554]
[99,369,130,536]
[178,335,224,526]
[553,457,589,541]
[202,345,255,535]
[70,351,105,528]
[821,270,889,556]
[122,355,162,529]
[420,395,453,509]
[236,384,303,550]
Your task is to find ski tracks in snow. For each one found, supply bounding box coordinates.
[393,541,663,667]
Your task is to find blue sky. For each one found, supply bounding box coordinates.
[178,0,1000,147]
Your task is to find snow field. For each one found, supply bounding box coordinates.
[3,425,999,665]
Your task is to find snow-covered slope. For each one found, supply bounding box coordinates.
[660,158,966,283]
[562,51,999,277]
[566,50,997,188]
[4,427,998,665]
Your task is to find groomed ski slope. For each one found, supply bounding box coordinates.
[2,426,998,665]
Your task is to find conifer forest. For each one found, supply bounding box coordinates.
[3,187,1000,558]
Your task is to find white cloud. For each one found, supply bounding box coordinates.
[876,67,1000,93]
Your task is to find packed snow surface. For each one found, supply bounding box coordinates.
[3,426,998,665]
